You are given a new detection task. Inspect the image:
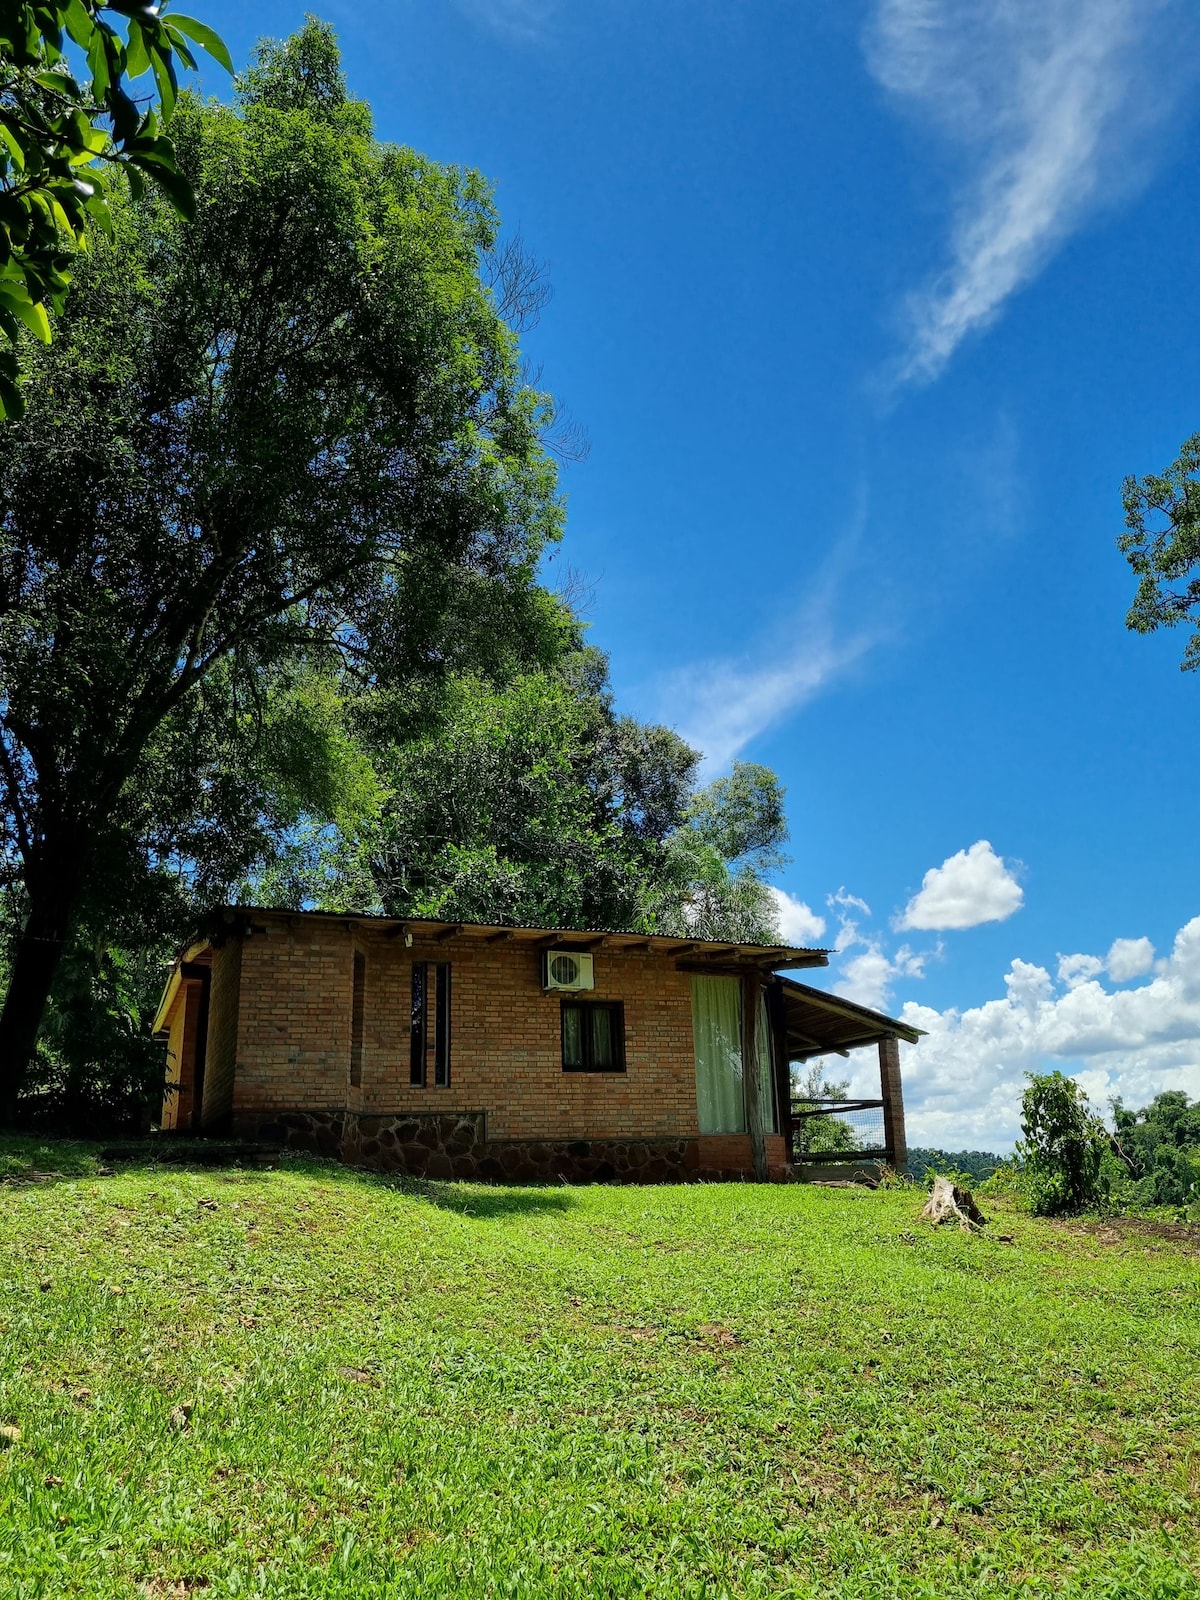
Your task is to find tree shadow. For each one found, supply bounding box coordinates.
[0,1135,579,1217]
[108,1140,580,1217]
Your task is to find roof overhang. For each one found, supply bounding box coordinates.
[776,976,925,1060]
[151,943,213,1036]
[202,906,831,975]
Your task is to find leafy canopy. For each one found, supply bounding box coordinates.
[1119,433,1200,670]
[1110,1090,1200,1209]
[0,20,568,1108]
[250,651,792,946]
[0,0,230,415]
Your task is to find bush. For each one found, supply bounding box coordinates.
[1016,1071,1109,1216]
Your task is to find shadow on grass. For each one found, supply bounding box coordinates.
[0,1134,578,1218]
[293,1157,578,1217]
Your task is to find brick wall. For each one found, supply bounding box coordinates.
[201,939,242,1130]
[208,915,801,1180]
[161,980,206,1130]
[227,919,702,1144]
[161,997,187,1131]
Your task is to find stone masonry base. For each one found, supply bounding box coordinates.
[238,1109,790,1183]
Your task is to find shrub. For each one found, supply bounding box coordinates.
[1016,1071,1109,1216]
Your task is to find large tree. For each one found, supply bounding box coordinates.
[0,21,568,1116]
[1120,434,1200,669]
[251,650,791,944]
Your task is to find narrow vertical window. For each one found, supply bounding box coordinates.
[410,962,426,1087]
[434,963,451,1087]
[350,951,366,1088]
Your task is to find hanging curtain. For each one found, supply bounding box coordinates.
[691,976,745,1133]
[757,989,777,1135]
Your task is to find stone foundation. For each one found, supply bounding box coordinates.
[240,1108,785,1183]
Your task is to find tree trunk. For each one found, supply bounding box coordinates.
[0,857,82,1125]
[920,1175,987,1232]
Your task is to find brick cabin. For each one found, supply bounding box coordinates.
[154,908,919,1183]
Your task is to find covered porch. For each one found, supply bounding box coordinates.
[767,977,925,1174]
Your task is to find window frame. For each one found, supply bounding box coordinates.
[349,948,366,1088]
[560,999,626,1074]
[411,960,452,1088]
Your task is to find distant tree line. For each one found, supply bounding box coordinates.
[905,1148,1004,1185]
[1110,1091,1200,1209]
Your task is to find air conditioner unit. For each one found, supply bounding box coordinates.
[543,949,595,993]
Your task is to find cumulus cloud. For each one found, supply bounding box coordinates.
[1106,935,1156,981]
[840,941,930,1010]
[1057,951,1104,989]
[769,888,827,947]
[1058,936,1156,988]
[864,0,1197,386]
[821,888,938,1010]
[898,915,1200,1149]
[898,840,1023,931]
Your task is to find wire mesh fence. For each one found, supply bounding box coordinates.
[791,1098,886,1160]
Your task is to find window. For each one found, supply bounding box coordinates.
[690,976,776,1135]
[350,950,366,1088]
[561,1000,625,1073]
[434,963,451,1087]
[411,962,451,1087]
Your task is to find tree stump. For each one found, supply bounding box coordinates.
[920,1175,987,1231]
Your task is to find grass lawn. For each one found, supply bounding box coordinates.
[1,1140,1198,1599]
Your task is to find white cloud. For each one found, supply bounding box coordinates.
[899,915,1200,1149]
[1107,935,1155,981]
[865,0,1197,386]
[899,840,1023,931]
[839,941,931,1010]
[1057,951,1104,989]
[455,0,557,40]
[664,628,868,775]
[769,887,826,947]
[820,888,938,1010]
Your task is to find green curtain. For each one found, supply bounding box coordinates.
[691,976,745,1133]
[691,977,778,1135]
[758,990,777,1135]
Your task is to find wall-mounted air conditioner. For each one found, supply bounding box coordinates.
[543,950,595,992]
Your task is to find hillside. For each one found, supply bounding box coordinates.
[1,1143,1198,1598]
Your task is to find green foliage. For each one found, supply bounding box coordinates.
[0,0,230,415]
[0,19,568,1102]
[1016,1071,1109,1216]
[251,653,791,946]
[685,761,788,874]
[907,1147,1004,1186]
[1110,1091,1200,1210]
[2,1161,1200,1596]
[790,1059,858,1156]
[1119,433,1200,671]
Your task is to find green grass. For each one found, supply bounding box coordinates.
[1,1140,1198,1599]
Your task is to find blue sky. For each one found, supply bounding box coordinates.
[195,0,1200,1146]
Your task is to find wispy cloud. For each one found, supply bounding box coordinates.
[865,0,1197,387]
[454,0,558,42]
[661,622,869,775]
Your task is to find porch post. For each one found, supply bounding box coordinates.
[767,980,793,1165]
[742,972,768,1180]
[879,1035,907,1173]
